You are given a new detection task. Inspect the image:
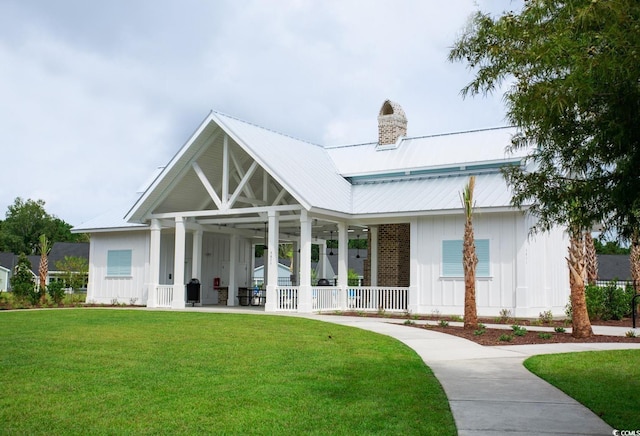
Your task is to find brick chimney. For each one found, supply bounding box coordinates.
[377,100,407,146]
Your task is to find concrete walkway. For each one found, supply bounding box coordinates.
[307,314,640,436]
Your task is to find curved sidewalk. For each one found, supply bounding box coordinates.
[308,314,640,436]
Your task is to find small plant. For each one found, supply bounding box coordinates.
[431,309,441,319]
[474,328,486,336]
[110,298,119,306]
[403,319,416,326]
[531,319,542,326]
[497,308,512,323]
[538,332,553,340]
[511,325,527,337]
[377,306,386,316]
[449,315,463,322]
[498,334,513,342]
[563,318,572,327]
[539,310,554,324]
[129,297,138,305]
[554,326,566,333]
[356,310,366,317]
[625,330,638,338]
[438,320,449,327]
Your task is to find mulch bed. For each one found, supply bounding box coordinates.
[332,311,640,346]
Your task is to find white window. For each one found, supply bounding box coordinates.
[107,250,132,277]
[442,239,490,277]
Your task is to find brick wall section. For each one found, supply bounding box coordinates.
[363,224,410,287]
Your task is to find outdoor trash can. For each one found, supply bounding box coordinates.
[237,287,250,306]
[186,279,201,306]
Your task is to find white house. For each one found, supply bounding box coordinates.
[73,100,570,317]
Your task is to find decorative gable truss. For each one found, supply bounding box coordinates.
[142,127,300,225]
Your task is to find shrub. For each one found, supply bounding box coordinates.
[585,282,635,321]
[511,325,527,336]
[537,332,553,340]
[47,281,66,304]
[438,320,449,327]
[498,334,513,342]
[10,254,40,306]
[538,310,553,324]
[565,281,635,321]
[449,315,463,322]
[554,326,566,333]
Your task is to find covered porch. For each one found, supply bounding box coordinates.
[146,212,416,314]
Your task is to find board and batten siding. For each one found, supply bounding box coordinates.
[514,214,570,317]
[415,212,517,317]
[87,231,150,305]
[415,211,569,317]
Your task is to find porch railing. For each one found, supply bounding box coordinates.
[313,287,341,311]
[310,286,409,312]
[156,285,174,308]
[277,286,298,311]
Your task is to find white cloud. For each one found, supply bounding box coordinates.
[0,0,521,226]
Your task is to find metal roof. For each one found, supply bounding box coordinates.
[351,171,514,215]
[75,111,525,232]
[326,127,522,177]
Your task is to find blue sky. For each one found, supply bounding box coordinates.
[0,0,522,226]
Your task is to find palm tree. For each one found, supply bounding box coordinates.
[631,232,640,292]
[584,232,598,286]
[567,226,593,338]
[38,234,51,304]
[461,176,478,330]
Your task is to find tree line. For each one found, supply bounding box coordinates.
[0,197,87,255]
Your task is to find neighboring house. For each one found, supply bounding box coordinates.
[0,242,89,290]
[596,254,631,282]
[73,100,569,317]
[0,266,9,292]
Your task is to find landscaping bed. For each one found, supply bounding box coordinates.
[329,311,640,345]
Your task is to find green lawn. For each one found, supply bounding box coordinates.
[525,350,640,429]
[0,309,455,435]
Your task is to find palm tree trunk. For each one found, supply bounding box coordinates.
[462,176,478,330]
[38,235,50,305]
[584,232,598,286]
[631,233,640,293]
[567,227,592,338]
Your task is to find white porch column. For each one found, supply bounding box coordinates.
[318,241,327,281]
[265,211,279,311]
[146,219,161,308]
[227,233,237,306]
[192,230,203,305]
[291,241,299,286]
[172,216,186,309]
[370,226,378,286]
[297,211,313,312]
[337,222,349,309]
[191,230,203,281]
[409,217,419,314]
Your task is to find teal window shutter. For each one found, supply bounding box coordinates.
[442,240,463,276]
[442,239,490,277]
[475,239,490,277]
[107,250,132,276]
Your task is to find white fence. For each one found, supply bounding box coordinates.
[156,285,174,308]
[311,286,408,312]
[153,284,409,312]
[277,286,298,311]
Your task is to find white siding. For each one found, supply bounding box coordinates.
[415,212,517,317]
[414,212,569,317]
[87,231,150,305]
